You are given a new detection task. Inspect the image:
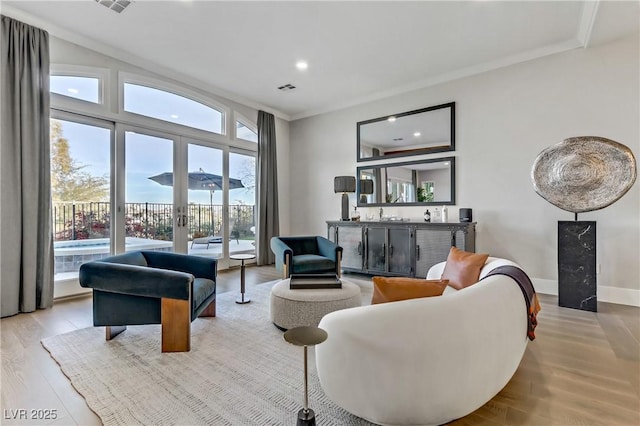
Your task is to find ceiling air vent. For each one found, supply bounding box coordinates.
[95,0,132,13]
[277,84,296,92]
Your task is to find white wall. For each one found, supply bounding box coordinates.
[289,36,640,305]
[275,115,291,235]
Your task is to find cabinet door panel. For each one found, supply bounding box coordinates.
[338,225,363,270]
[328,224,336,243]
[366,227,386,272]
[454,228,470,251]
[415,228,453,278]
[388,228,412,275]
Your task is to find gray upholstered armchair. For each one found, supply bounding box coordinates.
[79,251,216,353]
[270,236,343,279]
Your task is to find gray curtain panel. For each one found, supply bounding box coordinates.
[1,15,54,317]
[256,111,279,265]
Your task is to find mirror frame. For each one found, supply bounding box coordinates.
[357,102,455,162]
[357,156,456,207]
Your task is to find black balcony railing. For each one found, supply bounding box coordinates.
[53,202,255,241]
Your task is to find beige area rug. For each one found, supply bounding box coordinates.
[42,280,375,425]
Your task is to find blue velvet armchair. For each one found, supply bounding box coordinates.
[270,236,343,279]
[79,251,217,352]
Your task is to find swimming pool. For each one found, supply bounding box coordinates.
[54,237,172,274]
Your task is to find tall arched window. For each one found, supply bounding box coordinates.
[123,83,224,134]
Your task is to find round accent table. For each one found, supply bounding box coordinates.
[230,253,256,304]
[270,278,361,330]
[284,326,328,426]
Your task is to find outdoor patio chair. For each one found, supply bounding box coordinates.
[191,220,239,248]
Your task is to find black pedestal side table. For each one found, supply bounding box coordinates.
[230,253,255,304]
[283,326,328,426]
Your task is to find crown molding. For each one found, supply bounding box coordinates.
[577,0,600,48]
[291,1,602,121]
[291,38,583,121]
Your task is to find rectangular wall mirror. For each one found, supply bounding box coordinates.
[357,157,455,207]
[357,102,455,162]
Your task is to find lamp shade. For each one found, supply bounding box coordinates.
[359,179,374,195]
[334,176,356,193]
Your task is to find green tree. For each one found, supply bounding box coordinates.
[50,120,109,202]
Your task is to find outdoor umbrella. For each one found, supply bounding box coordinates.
[148,170,244,235]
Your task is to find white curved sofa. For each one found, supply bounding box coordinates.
[316,258,529,426]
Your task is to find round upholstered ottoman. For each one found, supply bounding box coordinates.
[270,279,362,330]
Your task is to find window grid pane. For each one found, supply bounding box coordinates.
[51,119,111,278]
[229,152,256,255]
[51,75,100,103]
[236,121,258,142]
[124,83,223,134]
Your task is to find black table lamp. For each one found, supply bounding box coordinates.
[334,176,356,221]
[359,179,374,204]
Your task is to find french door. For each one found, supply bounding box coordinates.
[51,116,255,296]
[118,126,255,269]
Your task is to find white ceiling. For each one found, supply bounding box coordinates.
[2,1,639,120]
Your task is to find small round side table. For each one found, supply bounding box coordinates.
[283,326,328,426]
[230,253,256,304]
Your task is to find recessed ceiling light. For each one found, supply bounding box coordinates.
[296,60,308,71]
[170,114,179,119]
[387,116,396,122]
[67,88,79,94]
[413,132,421,137]
[444,162,450,166]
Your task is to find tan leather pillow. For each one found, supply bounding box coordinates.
[441,246,489,290]
[371,277,448,304]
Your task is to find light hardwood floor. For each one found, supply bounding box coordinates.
[1,266,639,425]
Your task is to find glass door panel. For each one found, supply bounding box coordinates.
[187,143,223,259]
[336,225,364,270]
[229,152,256,256]
[124,131,174,253]
[51,118,112,281]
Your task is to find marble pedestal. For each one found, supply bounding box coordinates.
[558,221,597,312]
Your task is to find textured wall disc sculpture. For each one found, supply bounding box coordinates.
[532,136,637,213]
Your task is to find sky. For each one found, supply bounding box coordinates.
[56,120,256,206]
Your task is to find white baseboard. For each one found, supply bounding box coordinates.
[54,277,92,299]
[532,278,640,307]
[532,278,558,296]
[598,286,640,307]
